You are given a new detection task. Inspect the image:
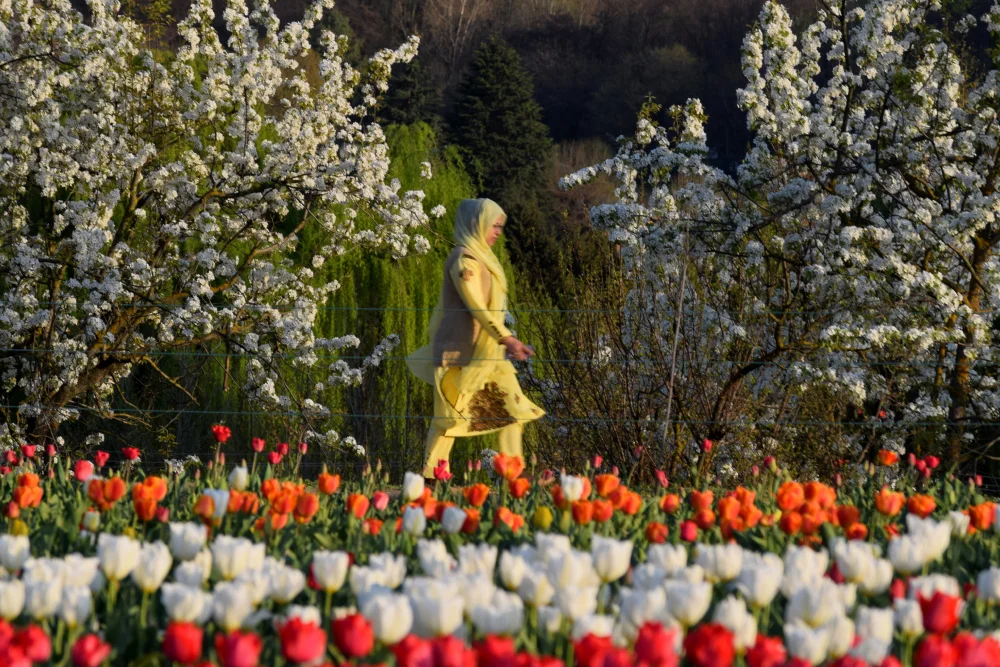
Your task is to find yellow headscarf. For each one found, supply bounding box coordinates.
[453,198,507,295]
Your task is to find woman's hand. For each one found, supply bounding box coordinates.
[500,336,535,361]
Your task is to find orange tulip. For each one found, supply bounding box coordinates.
[138,476,168,501]
[969,502,995,531]
[878,450,899,465]
[694,508,716,530]
[495,507,524,532]
[551,485,569,510]
[780,511,803,535]
[733,486,756,510]
[87,477,126,511]
[463,483,490,508]
[659,494,681,513]
[12,485,42,509]
[621,491,642,515]
[689,489,714,512]
[346,493,369,519]
[609,485,630,510]
[227,490,245,514]
[776,482,805,512]
[804,481,836,509]
[133,495,157,522]
[720,516,746,541]
[594,474,620,498]
[800,512,824,536]
[907,494,936,519]
[571,500,594,525]
[261,479,280,502]
[836,505,860,530]
[846,523,869,540]
[592,499,614,522]
[492,454,525,481]
[362,518,383,535]
[462,508,481,533]
[294,493,320,523]
[509,478,531,499]
[271,489,299,515]
[318,472,341,495]
[717,496,741,522]
[646,522,668,544]
[193,494,215,522]
[741,505,763,528]
[267,510,288,531]
[874,486,905,516]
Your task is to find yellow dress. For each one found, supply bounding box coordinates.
[407,245,545,476]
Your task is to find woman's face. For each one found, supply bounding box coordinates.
[485,215,505,247]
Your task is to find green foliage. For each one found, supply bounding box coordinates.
[377,59,443,131]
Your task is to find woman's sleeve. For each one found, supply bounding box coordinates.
[450,254,513,342]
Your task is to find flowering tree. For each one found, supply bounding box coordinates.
[0,0,432,446]
[560,0,1000,471]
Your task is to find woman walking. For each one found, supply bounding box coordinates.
[407,198,545,479]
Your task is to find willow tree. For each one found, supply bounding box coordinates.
[0,0,432,448]
[561,0,1000,472]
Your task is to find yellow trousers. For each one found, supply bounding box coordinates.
[422,420,524,478]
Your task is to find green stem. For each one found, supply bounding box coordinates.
[107,578,119,616]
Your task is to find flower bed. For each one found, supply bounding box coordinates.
[0,433,998,667]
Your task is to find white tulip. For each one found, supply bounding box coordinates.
[228,465,249,491]
[534,533,571,564]
[175,561,208,588]
[402,506,426,535]
[947,511,970,537]
[22,557,64,584]
[713,596,757,652]
[518,570,555,607]
[458,543,498,576]
[246,543,266,572]
[283,605,321,625]
[571,613,614,640]
[673,564,705,584]
[858,558,894,596]
[402,472,425,502]
[362,593,413,645]
[312,551,350,593]
[856,605,894,644]
[786,578,845,628]
[0,579,24,620]
[904,515,951,563]
[825,614,855,658]
[646,544,687,576]
[781,545,829,597]
[441,506,467,535]
[408,580,465,637]
[909,574,961,600]
[555,586,598,621]
[62,554,101,589]
[499,551,527,591]
[893,598,924,638]
[560,474,586,502]
[0,535,30,572]
[417,540,456,578]
[617,586,669,641]
[97,534,139,582]
[832,538,878,584]
[591,536,633,583]
[212,536,252,581]
[734,551,783,607]
[784,621,831,664]
[977,567,1000,602]
[695,543,743,583]
[212,581,255,631]
[204,488,230,520]
[888,536,925,575]
[269,565,305,604]
[82,511,100,533]
[58,586,92,628]
[24,578,62,619]
[850,638,891,665]
[169,522,208,561]
[663,580,712,627]
[537,606,563,633]
[235,568,272,606]
[470,589,523,636]
[131,542,173,593]
[547,549,599,590]
[456,573,497,615]
[631,563,667,590]
[368,553,407,589]
[350,567,392,604]
[161,583,210,622]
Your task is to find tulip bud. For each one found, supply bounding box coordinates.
[530,453,538,466]
[976,474,983,487]
[5,502,19,519]
[701,439,713,453]
[218,453,225,466]
[834,473,843,487]
[206,461,213,471]
[474,460,482,471]
[298,442,308,455]
[45,444,56,457]
[764,455,777,472]
[193,468,200,480]
[533,506,553,530]
[48,468,55,479]
[592,455,603,469]
[611,465,619,476]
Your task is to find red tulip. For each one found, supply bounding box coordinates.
[634,622,679,667]
[475,635,516,667]
[71,634,112,667]
[701,438,713,452]
[919,591,962,634]
[297,441,308,455]
[277,618,326,664]
[94,450,110,468]
[953,632,1000,665]
[680,520,698,542]
[432,635,475,667]
[211,424,232,443]
[19,445,35,459]
[745,635,786,667]
[391,635,434,667]
[13,625,51,662]
[214,631,263,667]
[267,452,282,466]
[3,451,17,465]
[45,443,56,457]
[373,491,389,512]
[592,455,603,469]
[251,437,265,452]
[331,614,374,658]
[683,623,735,667]
[121,447,140,461]
[914,635,956,667]
[276,442,290,456]
[655,469,669,488]
[74,460,95,482]
[162,622,203,664]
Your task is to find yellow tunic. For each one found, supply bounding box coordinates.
[407,247,545,438]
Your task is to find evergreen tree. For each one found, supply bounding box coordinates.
[378,59,442,130]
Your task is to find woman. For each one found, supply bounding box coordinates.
[407,198,545,479]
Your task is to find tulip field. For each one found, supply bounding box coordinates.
[0,433,998,667]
